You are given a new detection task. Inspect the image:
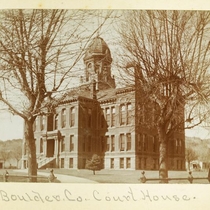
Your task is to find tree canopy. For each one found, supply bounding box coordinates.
[116,10,210,181]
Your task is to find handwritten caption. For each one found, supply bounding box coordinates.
[0,187,195,203]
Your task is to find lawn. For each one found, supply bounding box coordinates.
[40,168,210,184]
[0,168,209,184]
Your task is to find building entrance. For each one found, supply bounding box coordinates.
[46,139,55,157]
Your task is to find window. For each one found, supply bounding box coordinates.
[106,136,110,152]
[70,107,75,127]
[54,114,58,130]
[33,118,38,131]
[120,134,125,151]
[127,103,132,124]
[179,140,182,154]
[111,135,115,152]
[40,138,43,153]
[144,158,147,169]
[177,160,179,170]
[47,114,53,131]
[101,136,104,152]
[88,136,91,152]
[138,157,141,169]
[137,134,142,151]
[139,104,145,123]
[105,108,110,127]
[175,139,181,154]
[110,158,114,169]
[61,109,66,128]
[163,83,172,97]
[154,136,159,152]
[41,116,45,130]
[100,109,104,128]
[69,158,73,168]
[126,158,131,169]
[111,107,116,126]
[83,136,86,152]
[88,108,92,128]
[61,137,65,152]
[70,135,74,152]
[153,158,157,170]
[120,105,126,125]
[126,133,131,151]
[142,134,148,151]
[120,158,124,169]
[61,158,65,168]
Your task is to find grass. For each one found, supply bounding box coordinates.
[0,169,48,183]
[40,168,210,184]
[0,168,209,183]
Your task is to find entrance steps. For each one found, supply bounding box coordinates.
[37,157,56,169]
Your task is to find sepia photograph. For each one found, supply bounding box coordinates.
[0,1,210,209]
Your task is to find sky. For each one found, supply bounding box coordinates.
[1,3,210,141]
[0,112,23,140]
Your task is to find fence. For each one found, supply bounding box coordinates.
[139,171,210,184]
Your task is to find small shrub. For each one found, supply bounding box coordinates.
[85,154,102,175]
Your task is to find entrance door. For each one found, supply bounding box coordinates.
[46,139,55,157]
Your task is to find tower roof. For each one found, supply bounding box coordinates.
[83,37,112,62]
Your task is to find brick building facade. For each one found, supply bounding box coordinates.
[21,37,185,170]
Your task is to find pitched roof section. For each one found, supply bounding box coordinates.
[52,84,135,105]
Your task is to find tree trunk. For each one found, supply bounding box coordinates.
[24,119,37,182]
[158,126,168,183]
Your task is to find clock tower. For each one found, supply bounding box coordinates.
[83,37,115,90]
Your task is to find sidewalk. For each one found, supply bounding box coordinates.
[15,170,98,183]
[39,171,97,183]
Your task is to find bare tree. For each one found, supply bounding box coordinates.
[0,9,113,181]
[185,147,198,170]
[116,11,210,182]
[11,141,22,168]
[0,142,11,168]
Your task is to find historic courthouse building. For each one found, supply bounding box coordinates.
[21,37,185,170]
